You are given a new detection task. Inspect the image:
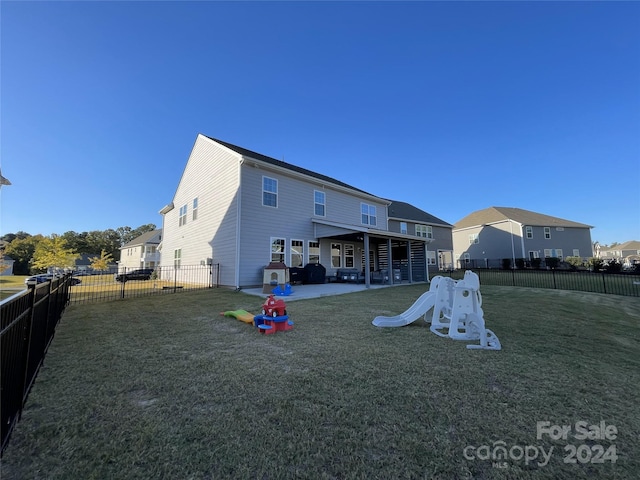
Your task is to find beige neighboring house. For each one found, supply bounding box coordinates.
[118,229,162,271]
[598,240,640,266]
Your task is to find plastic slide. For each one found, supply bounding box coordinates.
[220,309,255,324]
[372,291,437,327]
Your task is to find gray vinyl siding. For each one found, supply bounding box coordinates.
[522,226,592,259]
[237,163,388,286]
[160,135,240,287]
[453,221,593,261]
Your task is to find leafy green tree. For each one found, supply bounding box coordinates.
[117,224,156,246]
[89,249,114,271]
[4,234,44,274]
[31,236,79,272]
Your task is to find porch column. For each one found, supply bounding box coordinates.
[387,238,393,285]
[425,242,430,282]
[406,241,412,283]
[363,233,370,288]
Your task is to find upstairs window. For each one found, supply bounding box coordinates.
[361,204,377,226]
[192,197,199,220]
[469,233,479,245]
[263,177,278,207]
[416,225,432,239]
[314,190,326,216]
[400,222,407,234]
[179,205,187,226]
[525,226,533,239]
[544,227,551,239]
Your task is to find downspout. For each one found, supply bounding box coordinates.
[235,160,243,289]
[364,233,370,288]
[518,222,526,258]
[509,220,516,266]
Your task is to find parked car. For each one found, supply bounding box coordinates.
[114,268,154,282]
[25,274,54,285]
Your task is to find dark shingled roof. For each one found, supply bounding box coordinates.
[454,207,592,230]
[387,200,452,227]
[206,136,380,199]
[122,229,162,248]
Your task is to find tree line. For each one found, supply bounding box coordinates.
[1,224,156,275]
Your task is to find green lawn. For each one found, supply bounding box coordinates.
[1,285,639,479]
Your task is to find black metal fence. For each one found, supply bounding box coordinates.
[1,275,71,456]
[68,264,220,305]
[437,268,640,297]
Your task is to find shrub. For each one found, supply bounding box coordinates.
[531,258,542,269]
[565,256,585,269]
[589,257,604,272]
[545,257,560,269]
[501,258,511,270]
[605,259,622,273]
[515,258,526,269]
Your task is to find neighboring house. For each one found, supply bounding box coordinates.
[158,134,449,288]
[0,255,15,276]
[71,253,118,274]
[387,200,454,271]
[452,206,593,268]
[119,229,162,271]
[598,240,640,266]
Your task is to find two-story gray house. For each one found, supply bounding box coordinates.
[158,134,450,289]
[452,206,593,268]
[387,201,454,273]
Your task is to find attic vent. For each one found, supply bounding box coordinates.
[556,227,564,231]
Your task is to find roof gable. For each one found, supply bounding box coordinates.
[454,206,592,230]
[122,229,162,248]
[387,200,452,227]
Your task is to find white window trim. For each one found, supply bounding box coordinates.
[525,226,533,239]
[308,240,320,264]
[360,203,377,226]
[314,190,326,217]
[270,237,285,263]
[263,176,278,208]
[290,239,304,268]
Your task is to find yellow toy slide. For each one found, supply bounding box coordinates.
[221,309,255,324]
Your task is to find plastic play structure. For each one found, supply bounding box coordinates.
[220,295,294,335]
[372,271,501,350]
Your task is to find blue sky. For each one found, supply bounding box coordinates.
[1,1,639,246]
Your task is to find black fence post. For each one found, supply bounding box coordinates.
[552,269,557,290]
[120,267,126,299]
[602,272,607,294]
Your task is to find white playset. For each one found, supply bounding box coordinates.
[372,271,501,351]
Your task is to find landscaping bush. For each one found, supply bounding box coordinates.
[605,258,623,273]
[515,258,525,269]
[501,258,511,270]
[530,257,542,269]
[589,257,604,272]
[545,257,560,269]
